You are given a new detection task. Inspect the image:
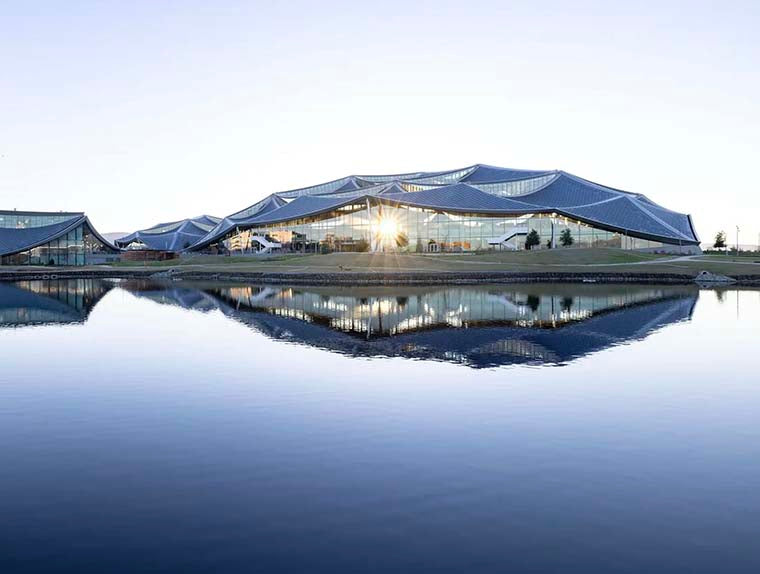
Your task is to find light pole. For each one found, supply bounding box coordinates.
[736,225,740,256]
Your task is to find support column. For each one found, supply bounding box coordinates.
[367,198,377,252]
[551,219,556,248]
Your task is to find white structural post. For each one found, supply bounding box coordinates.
[366,197,376,252]
[551,219,556,248]
[736,225,740,255]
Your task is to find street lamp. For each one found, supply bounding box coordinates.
[736,225,740,255]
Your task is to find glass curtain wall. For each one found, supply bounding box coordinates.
[1,223,117,265]
[221,201,667,254]
[0,213,76,229]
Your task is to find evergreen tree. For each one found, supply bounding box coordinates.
[713,231,726,250]
[559,228,574,247]
[525,229,540,250]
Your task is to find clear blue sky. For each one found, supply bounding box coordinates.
[1,1,758,245]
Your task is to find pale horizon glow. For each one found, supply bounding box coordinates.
[1,1,758,246]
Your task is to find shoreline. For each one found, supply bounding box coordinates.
[2,268,760,286]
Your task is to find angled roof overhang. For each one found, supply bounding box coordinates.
[0,216,119,258]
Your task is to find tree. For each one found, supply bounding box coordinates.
[395,231,409,249]
[713,231,726,250]
[525,229,540,250]
[546,238,553,249]
[559,228,574,247]
[354,238,370,252]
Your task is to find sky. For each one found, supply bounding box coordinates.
[1,0,758,245]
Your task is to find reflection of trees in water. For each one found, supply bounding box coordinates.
[561,297,573,312]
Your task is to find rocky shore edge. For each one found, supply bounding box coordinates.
[2,268,760,286]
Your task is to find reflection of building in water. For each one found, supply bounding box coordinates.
[122,281,698,368]
[0,279,113,327]
[118,280,228,313]
[209,284,692,335]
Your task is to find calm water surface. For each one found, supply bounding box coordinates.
[1,280,759,573]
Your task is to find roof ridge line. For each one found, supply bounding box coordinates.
[560,171,636,196]
[625,196,691,241]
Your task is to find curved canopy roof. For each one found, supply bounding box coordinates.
[116,215,221,251]
[0,214,118,257]
[188,164,698,249]
[380,183,537,213]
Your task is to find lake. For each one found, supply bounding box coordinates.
[1,279,758,573]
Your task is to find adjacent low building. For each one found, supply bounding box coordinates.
[188,164,700,254]
[115,215,221,254]
[0,210,119,266]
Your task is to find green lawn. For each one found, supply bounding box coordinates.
[99,248,760,278]
[694,254,760,262]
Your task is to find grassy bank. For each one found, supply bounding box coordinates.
[105,249,760,278]
[3,249,760,282]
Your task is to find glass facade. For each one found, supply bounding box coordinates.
[219,201,666,254]
[471,174,558,197]
[0,212,80,229]
[358,172,426,183]
[1,222,118,266]
[402,176,557,197]
[277,177,353,200]
[409,167,477,185]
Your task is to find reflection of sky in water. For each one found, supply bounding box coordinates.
[1,282,759,572]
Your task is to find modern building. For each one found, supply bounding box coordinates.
[0,210,119,266]
[189,164,700,254]
[115,215,221,252]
